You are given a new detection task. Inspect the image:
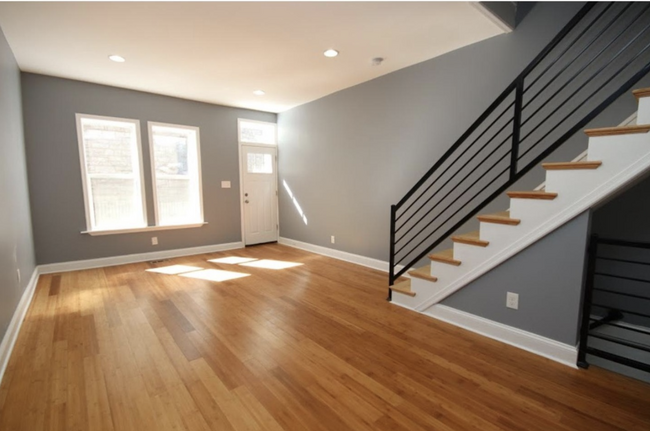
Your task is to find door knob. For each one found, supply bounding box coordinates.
[245,193,248,197]
[245,200,249,203]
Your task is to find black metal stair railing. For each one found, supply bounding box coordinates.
[388,2,650,297]
[578,234,650,373]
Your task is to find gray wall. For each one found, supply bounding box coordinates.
[0,29,36,343]
[21,73,276,264]
[441,211,591,345]
[277,2,650,264]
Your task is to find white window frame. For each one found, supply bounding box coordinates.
[75,113,148,234]
[237,118,278,146]
[148,121,205,227]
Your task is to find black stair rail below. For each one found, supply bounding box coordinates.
[388,2,650,297]
[578,235,650,373]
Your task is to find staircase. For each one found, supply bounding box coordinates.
[389,3,650,309]
[392,88,650,310]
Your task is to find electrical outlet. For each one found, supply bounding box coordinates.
[506,292,519,310]
[152,237,158,245]
[331,235,335,244]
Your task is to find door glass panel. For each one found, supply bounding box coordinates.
[247,153,273,174]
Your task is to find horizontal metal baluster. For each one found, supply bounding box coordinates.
[395,115,514,234]
[591,303,650,318]
[394,142,511,255]
[592,287,650,300]
[597,256,650,265]
[523,3,631,109]
[598,237,650,248]
[595,272,650,284]
[588,320,650,336]
[584,347,650,373]
[524,4,615,95]
[518,37,650,161]
[520,5,649,131]
[396,101,514,224]
[396,155,510,261]
[587,333,650,354]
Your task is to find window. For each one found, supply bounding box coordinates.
[238,119,277,145]
[76,114,147,232]
[247,152,274,174]
[148,122,203,226]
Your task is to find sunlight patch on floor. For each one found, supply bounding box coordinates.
[239,259,303,270]
[146,265,204,275]
[208,256,258,264]
[179,269,251,282]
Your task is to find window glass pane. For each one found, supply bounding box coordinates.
[247,153,273,174]
[90,178,140,229]
[239,120,276,145]
[78,116,145,231]
[151,124,203,226]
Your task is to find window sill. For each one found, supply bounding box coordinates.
[81,222,208,236]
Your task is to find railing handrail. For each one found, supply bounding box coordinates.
[389,2,650,287]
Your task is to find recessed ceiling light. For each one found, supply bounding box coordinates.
[108,55,126,63]
[324,49,339,58]
[253,90,265,96]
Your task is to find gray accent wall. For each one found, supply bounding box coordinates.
[21,73,276,264]
[0,28,36,343]
[441,211,592,345]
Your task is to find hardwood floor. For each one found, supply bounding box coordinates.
[1,243,649,430]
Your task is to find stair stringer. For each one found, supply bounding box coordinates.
[394,133,650,313]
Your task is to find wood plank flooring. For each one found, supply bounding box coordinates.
[1,243,649,430]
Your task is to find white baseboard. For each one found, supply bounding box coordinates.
[279,237,405,274]
[38,241,244,274]
[425,304,578,368]
[0,267,40,385]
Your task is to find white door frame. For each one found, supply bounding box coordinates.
[237,119,279,245]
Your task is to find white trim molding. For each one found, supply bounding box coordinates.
[38,241,244,274]
[279,237,405,274]
[0,268,40,385]
[82,222,208,236]
[425,304,578,368]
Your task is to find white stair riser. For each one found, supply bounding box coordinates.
[453,242,490,265]
[391,289,421,309]
[545,168,605,194]
[509,198,558,222]
[637,98,650,125]
[429,261,463,280]
[479,222,523,245]
[587,133,650,166]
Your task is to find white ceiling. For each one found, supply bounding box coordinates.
[0,2,506,113]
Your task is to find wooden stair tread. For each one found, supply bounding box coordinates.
[391,280,415,297]
[542,161,602,170]
[633,87,650,99]
[452,231,489,247]
[507,191,558,200]
[429,249,461,266]
[408,266,438,282]
[477,210,520,226]
[584,124,650,137]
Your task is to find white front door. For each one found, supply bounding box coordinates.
[241,145,278,245]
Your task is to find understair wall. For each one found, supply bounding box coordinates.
[440,211,591,345]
